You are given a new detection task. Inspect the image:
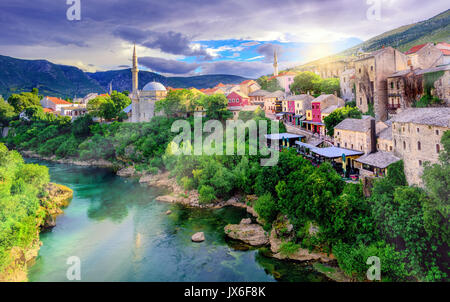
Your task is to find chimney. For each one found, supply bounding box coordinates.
[369,118,376,153]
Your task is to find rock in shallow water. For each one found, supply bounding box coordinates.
[240,218,252,225]
[165,210,172,215]
[191,232,205,242]
[224,223,269,246]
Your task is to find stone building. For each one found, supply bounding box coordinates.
[405,43,444,69]
[354,47,408,121]
[376,120,394,152]
[386,67,420,115]
[334,116,376,153]
[390,107,450,186]
[129,45,167,123]
[416,64,450,106]
[340,69,355,101]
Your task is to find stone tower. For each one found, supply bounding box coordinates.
[132,43,139,93]
[273,49,278,77]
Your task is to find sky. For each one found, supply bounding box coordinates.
[0,0,448,78]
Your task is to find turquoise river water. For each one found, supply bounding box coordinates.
[27,159,329,282]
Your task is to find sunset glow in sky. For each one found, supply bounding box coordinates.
[0,0,448,78]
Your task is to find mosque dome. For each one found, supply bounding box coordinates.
[142,81,166,91]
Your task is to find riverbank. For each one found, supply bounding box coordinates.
[0,183,73,282]
[18,153,349,282]
[140,169,350,282]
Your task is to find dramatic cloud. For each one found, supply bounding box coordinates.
[113,26,213,60]
[139,57,200,75]
[0,0,448,77]
[256,43,284,63]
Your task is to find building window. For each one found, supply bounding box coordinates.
[419,160,422,166]
[394,139,396,147]
[436,144,440,153]
[360,97,362,105]
[403,141,406,150]
[436,130,439,135]
[390,146,393,151]
[417,141,421,150]
[370,66,373,71]
[391,82,394,89]
[417,127,419,133]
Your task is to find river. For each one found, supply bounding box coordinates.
[27,159,329,282]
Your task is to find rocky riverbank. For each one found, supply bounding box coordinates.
[20,151,115,168]
[0,183,73,282]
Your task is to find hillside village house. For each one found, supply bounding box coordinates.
[334,116,377,154]
[281,94,314,125]
[239,80,261,96]
[227,91,249,107]
[248,89,270,108]
[40,96,73,112]
[377,121,394,152]
[405,43,444,69]
[390,107,450,186]
[435,42,450,64]
[264,90,284,114]
[60,106,88,120]
[386,67,420,115]
[415,64,450,106]
[339,69,355,101]
[302,94,345,135]
[271,71,297,94]
[354,46,408,121]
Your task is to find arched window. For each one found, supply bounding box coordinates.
[417,141,421,150]
[436,144,440,153]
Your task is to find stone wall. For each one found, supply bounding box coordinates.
[392,121,446,186]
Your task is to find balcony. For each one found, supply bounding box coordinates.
[387,103,400,110]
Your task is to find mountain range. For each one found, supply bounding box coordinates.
[1,9,449,99]
[0,55,247,99]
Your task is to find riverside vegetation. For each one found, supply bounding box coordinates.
[1,89,448,282]
[0,144,73,281]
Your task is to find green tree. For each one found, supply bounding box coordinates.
[0,99,15,126]
[323,106,362,136]
[202,94,232,120]
[319,78,340,95]
[7,92,41,113]
[290,71,322,95]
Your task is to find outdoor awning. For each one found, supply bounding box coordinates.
[311,147,364,159]
[301,121,325,126]
[265,133,304,140]
[355,151,401,168]
[295,141,317,150]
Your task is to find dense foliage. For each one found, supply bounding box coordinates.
[0,144,50,272]
[323,106,363,136]
[87,91,131,120]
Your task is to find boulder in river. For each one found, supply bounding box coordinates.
[156,195,178,203]
[165,210,172,215]
[117,166,136,177]
[224,223,269,246]
[240,218,252,225]
[192,232,205,242]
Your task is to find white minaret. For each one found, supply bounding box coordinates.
[132,43,139,93]
[273,49,278,77]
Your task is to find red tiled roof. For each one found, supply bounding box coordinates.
[43,108,54,113]
[99,94,109,97]
[436,42,450,48]
[215,83,225,87]
[440,49,450,56]
[240,80,254,85]
[405,43,427,55]
[45,96,72,105]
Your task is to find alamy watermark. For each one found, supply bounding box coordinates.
[66,256,81,280]
[66,0,81,21]
[170,117,280,166]
[367,256,381,281]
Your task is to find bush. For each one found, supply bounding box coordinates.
[254,193,277,224]
[279,242,300,257]
[199,185,216,204]
[333,241,408,281]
